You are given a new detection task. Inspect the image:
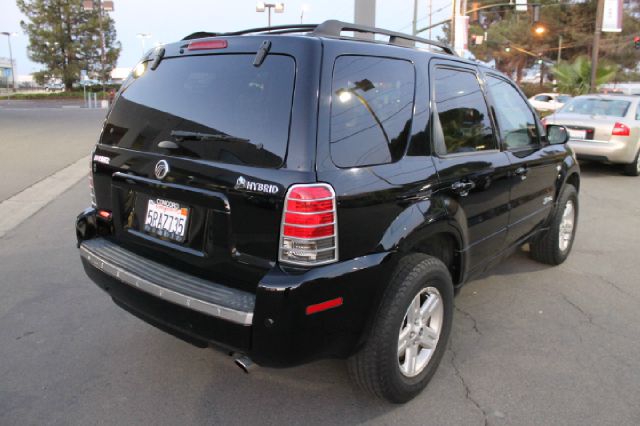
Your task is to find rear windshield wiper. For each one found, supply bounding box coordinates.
[170,130,249,142]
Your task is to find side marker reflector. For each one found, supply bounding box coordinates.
[97,210,112,220]
[305,297,343,315]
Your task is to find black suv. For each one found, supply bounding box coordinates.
[76,21,579,403]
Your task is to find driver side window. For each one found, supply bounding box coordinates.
[486,76,539,150]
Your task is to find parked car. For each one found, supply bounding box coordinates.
[44,82,65,92]
[544,94,640,176]
[529,92,572,112]
[76,20,580,403]
[74,79,101,89]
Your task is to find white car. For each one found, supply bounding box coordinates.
[528,93,572,112]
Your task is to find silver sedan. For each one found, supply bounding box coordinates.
[543,95,640,176]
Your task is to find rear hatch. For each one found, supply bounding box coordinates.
[91,37,320,292]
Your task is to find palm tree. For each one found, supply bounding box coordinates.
[551,56,618,95]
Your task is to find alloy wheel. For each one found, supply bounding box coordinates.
[558,200,575,252]
[397,287,444,378]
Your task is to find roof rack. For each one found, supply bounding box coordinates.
[180,20,455,56]
[313,20,455,55]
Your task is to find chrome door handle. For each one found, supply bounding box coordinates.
[514,166,528,180]
[451,181,475,196]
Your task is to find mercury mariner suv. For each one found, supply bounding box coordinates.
[76,20,580,403]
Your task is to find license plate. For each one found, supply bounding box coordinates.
[143,198,189,242]
[568,129,586,140]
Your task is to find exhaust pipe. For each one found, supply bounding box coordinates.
[233,353,255,373]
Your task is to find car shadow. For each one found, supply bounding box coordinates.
[475,245,549,279]
[577,160,626,177]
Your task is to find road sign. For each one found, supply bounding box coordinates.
[602,0,622,32]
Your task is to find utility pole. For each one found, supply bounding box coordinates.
[557,35,563,64]
[590,0,605,93]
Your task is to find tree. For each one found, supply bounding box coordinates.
[17,0,121,89]
[552,55,617,95]
[467,0,598,83]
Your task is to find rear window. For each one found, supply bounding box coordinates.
[101,54,295,168]
[560,97,630,118]
[329,56,415,167]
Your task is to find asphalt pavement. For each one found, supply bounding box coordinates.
[0,104,104,201]
[0,109,639,425]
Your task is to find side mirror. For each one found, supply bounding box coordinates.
[546,124,570,145]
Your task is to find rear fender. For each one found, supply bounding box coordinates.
[377,198,468,283]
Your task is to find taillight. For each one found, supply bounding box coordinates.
[279,183,338,266]
[612,122,630,136]
[89,159,96,207]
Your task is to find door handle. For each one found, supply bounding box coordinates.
[514,166,528,180]
[451,181,475,196]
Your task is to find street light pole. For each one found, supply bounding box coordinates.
[1,32,16,94]
[412,0,418,35]
[136,33,152,55]
[256,3,284,28]
[83,0,113,99]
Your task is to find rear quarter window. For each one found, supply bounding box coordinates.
[329,56,415,167]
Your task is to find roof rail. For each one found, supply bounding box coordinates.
[180,20,455,56]
[223,24,318,36]
[313,20,455,55]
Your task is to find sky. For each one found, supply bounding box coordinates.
[0,0,450,76]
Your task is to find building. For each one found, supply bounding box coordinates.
[0,57,15,90]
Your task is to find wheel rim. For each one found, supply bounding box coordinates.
[636,154,640,174]
[558,200,575,252]
[397,287,444,378]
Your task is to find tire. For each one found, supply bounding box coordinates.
[348,253,454,403]
[530,184,578,265]
[622,149,640,176]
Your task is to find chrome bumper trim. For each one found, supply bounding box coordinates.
[80,244,253,326]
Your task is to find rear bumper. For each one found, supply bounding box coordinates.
[569,139,638,164]
[77,208,395,367]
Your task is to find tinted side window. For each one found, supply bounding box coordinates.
[330,56,415,167]
[535,95,551,102]
[486,76,539,150]
[433,67,495,154]
[635,102,640,120]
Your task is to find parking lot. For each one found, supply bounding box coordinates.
[1,107,639,425]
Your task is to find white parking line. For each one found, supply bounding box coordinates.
[0,155,90,238]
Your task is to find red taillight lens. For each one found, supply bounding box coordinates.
[187,39,228,50]
[285,212,334,226]
[287,199,333,212]
[612,122,630,136]
[283,224,335,239]
[279,183,338,266]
